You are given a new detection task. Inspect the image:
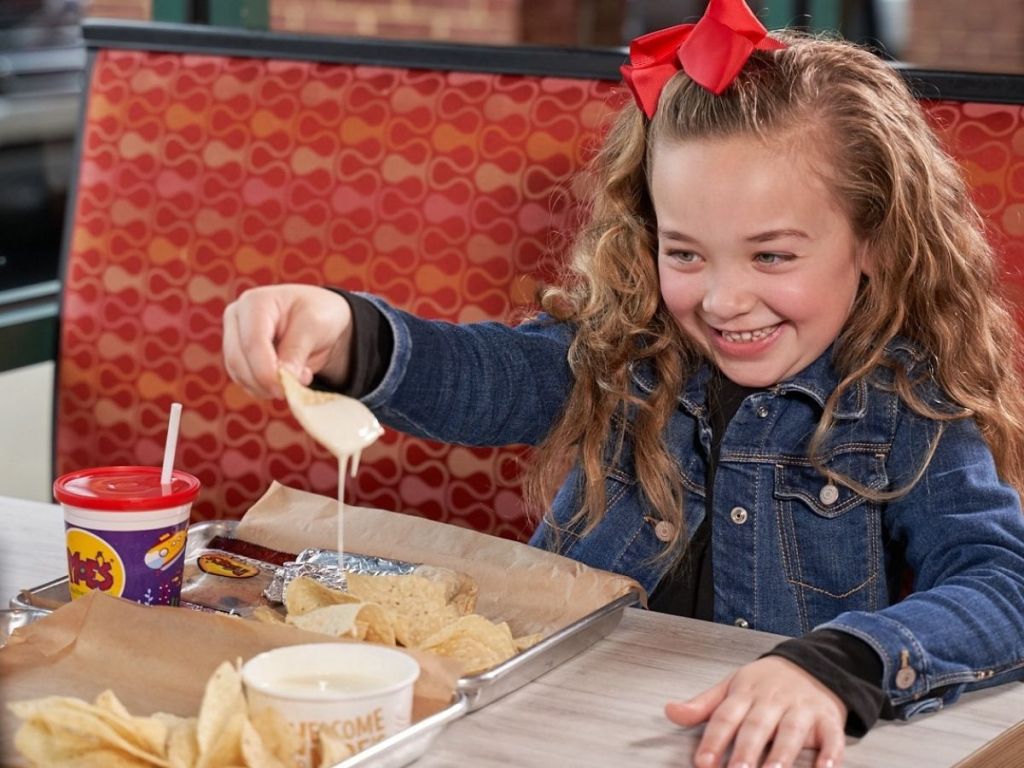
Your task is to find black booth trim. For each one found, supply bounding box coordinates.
[83,20,1024,106]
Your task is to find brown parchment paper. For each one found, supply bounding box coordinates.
[235,482,645,637]
[0,591,460,767]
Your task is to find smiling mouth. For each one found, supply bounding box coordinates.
[716,323,781,343]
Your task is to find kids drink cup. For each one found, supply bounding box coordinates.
[54,466,201,606]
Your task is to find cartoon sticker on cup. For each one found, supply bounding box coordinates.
[242,643,420,767]
[54,466,201,605]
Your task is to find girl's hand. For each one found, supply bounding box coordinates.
[223,284,354,400]
[665,656,846,768]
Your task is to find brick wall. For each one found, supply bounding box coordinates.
[271,0,625,45]
[905,0,1024,74]
[83,0,623,46]
[270,0,522,44]
[84,0,150,20]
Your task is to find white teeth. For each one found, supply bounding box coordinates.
[720,324,779,343]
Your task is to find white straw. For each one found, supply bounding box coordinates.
[161,402,182,487]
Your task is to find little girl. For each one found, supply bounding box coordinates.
[223,1,1024,766]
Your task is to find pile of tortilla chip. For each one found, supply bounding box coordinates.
[8,661,350,768]
[260,573,542,675]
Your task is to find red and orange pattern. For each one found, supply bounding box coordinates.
[924,101,1024,315]
[57,50,619,537]
[56,49,1023,539]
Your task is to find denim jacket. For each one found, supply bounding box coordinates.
[361,296,1024,719]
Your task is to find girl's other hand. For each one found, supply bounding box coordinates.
[223,284,354,400]
[665,656,846,768]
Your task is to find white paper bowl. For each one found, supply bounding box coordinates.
[242,642,420,766]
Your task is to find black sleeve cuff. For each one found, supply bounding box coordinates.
[310,288,393,398]
[763,629,894,737]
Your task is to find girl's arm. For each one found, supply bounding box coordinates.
[819,412,1024,716]
[357,294,574,447]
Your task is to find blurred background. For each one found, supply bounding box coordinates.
[0,0,1021,500]
[3,0,1021,289]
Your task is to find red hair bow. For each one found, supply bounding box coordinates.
[620,0,787,117]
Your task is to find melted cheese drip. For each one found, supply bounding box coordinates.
[278,368,384,564]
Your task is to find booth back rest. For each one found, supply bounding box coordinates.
[56,39,620,536]
[924,101,1024,309]
[55,26,1024,537]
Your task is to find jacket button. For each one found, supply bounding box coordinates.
[729,506,748,525]
[734,617,749,628]
[819,483,839,505]
[756,405,769,418]
[896,666,917,689]
[654,520,676,542]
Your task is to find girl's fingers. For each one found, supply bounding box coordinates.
[691,695,753,768]
[813,715,845,768]
[726,702,788,767]
[225,291,287,398]
[758,709,817,768]
[223,302,273,399]
[664,676,731,727]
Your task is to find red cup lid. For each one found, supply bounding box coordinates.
[54,466,201,511]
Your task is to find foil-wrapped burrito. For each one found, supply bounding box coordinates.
[179,531,426,616]
[263,548,418,603]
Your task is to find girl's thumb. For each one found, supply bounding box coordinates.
[664,679,729,727]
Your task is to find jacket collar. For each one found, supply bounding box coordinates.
[629,344,869,421]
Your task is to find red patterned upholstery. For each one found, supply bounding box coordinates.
[57,49,621,537]
[56,47,1023,539]
[924,102,1024,313]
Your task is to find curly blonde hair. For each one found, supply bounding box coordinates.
[525,32,1024,552]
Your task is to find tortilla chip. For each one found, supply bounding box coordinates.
[250,706,302,765]
[345,573,461,646]
[514,632,544,652]
[411,564,478,614]
[284,576,359,617]
[287,603,363,639]
[355,602,396,646]
[196,710,246,768]
[419,632,507,676]
[195,662,246,758]
[8,699,169,767]
[240,717,290,768]
[13,717,159,768]
[162,717,199,768]
[88,692,170,757]
[250,605,287,625]
[418,614,518,673]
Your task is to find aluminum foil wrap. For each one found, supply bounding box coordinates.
[264,548,418,604]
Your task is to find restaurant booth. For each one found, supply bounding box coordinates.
[53,20,1024,541]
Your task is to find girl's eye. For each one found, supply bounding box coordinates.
[754,252,793,265]
[665,250,700,263]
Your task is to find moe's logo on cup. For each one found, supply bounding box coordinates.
[66,527,126,598]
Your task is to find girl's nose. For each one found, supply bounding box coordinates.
[701,272,756,321]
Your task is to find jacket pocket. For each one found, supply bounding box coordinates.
[774,451,887,629]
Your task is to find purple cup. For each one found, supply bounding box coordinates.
[54,466,201,606]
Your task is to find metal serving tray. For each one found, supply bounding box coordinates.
[0,608,48,649]
[336,693,471,768]
[11,519,641,765]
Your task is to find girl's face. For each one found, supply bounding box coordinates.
[651,135,868,387]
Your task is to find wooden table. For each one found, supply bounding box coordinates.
[2,495,1021,767]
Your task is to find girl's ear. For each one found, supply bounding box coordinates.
[857,241,874,278]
